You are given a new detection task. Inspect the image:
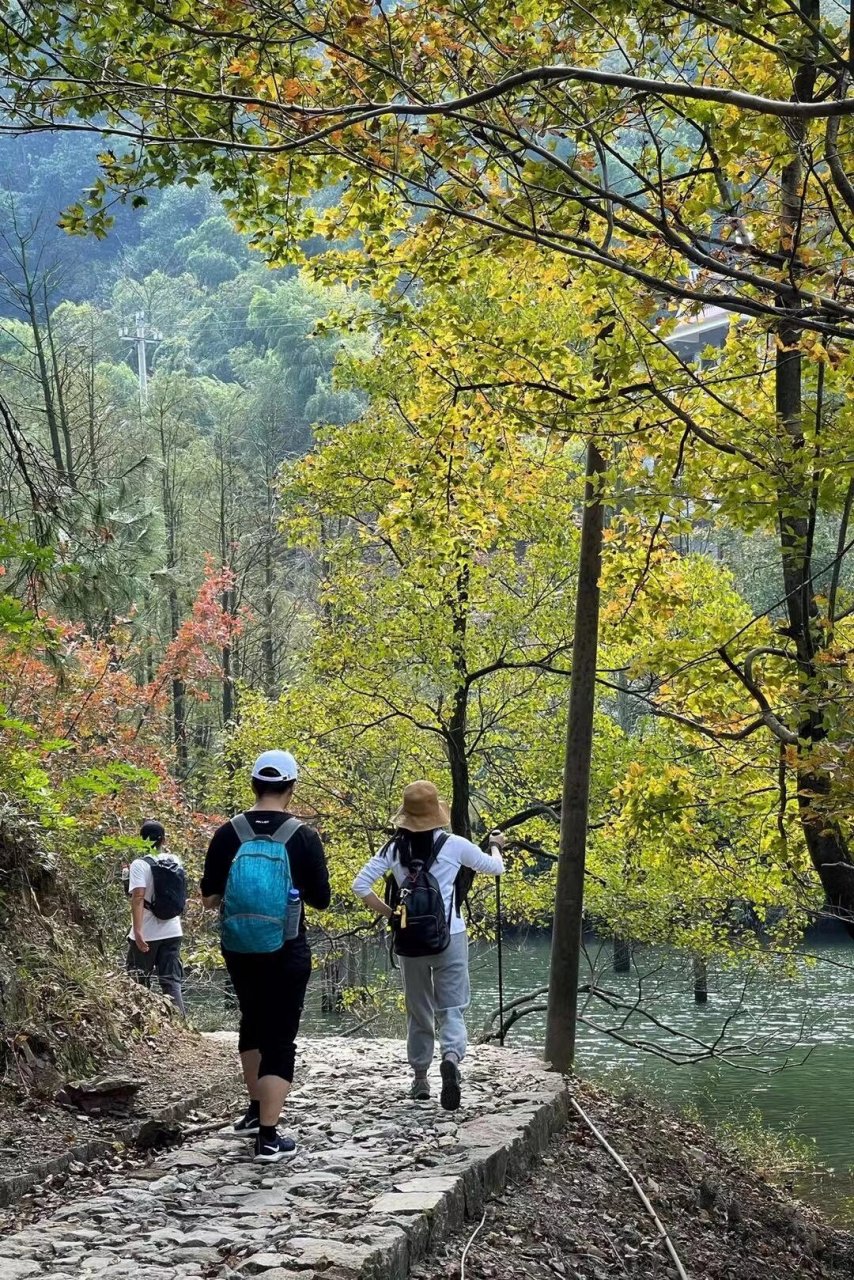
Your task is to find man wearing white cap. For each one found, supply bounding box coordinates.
[201,749,330,1162]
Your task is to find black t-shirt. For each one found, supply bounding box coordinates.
[200,812,331,932]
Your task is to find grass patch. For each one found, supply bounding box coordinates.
[691,1102,821,1181]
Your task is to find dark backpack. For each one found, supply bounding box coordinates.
[144,855,187,920]
[385,833,452,957]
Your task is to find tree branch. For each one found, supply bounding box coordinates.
[595,676,767,742]
[829,477,854,626]
[717,648,800,744]
[7,59,854,128]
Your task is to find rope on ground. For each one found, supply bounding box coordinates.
[460,1207,488,1280]
[569,1095,690,1280]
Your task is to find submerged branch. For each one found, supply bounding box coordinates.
[478,979,814,1074]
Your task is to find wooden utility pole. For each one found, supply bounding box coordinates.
[544,439,606,1073]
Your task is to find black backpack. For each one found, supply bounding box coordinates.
[144,855,187,920]
[385,833,451,957]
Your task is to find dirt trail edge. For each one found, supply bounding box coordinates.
[413,1080,854,1280]
[0,1026,242,1213]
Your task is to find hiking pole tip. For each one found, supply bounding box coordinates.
[489,830,505,1048]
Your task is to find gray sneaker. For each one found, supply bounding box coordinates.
[409,1077,431,1101]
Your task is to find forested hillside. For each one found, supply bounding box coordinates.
[1,130,363,695]
[0,133,376,1069]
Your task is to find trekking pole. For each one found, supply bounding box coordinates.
[490,830,505,1047]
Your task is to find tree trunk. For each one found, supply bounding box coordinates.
[612,937,631,974]
[43,286,74,486]
[446,560,471,838]
[25,285,65,480]
[260,417,280,695]
[795,769,854,918]
[321,955,342,1013]
[171,677,188,777]
[169,584,189,778]
[262,527,276,697]
[776,1,854,920]
[544,439,606,1072]
[345,942,357,991]
[693,956,708,1004]
[446,696,471,838]
[85,327,99,487]
[8,222,67,484]
[218,437,235,725]
[221,606,234,724]
[614,667,632,733]
[160,419,188,778]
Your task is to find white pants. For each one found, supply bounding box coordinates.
[398,931,470,1074]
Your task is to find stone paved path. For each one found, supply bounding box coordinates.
[0,1037,568,1280]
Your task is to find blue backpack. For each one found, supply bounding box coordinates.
[220,815,303,954]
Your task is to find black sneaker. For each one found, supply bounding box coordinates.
[409,1077,431,1101]
[440,1058,462,1111]
[230,1106,260,1138]
[254,1130,297,1163]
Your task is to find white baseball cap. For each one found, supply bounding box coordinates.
[250,749,299,783]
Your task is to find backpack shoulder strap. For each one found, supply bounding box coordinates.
[423,830,450,874]
[384,869,400,907]
[381,840,401,910]
[142,854,158,910]
[230,814,256,844]
[270,816,303,846]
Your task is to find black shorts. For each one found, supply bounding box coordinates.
[223,938,312,1082]
[126,935,185,1015]
[126,935,183,984]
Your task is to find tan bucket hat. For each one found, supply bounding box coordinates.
[392,780,451,832]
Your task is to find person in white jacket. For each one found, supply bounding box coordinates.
[352,780,504,1110]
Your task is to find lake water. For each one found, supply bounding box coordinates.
[185,930,854,1223]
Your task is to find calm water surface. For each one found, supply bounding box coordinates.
[186,931,854,1223]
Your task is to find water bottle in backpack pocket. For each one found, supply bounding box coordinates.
[221,815,303,954]
[285,888,302,941]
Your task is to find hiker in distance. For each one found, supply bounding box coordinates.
[201,749,330,1163]
[126,819,188,1015]
[352,780,505,1111]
